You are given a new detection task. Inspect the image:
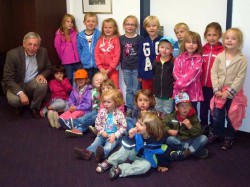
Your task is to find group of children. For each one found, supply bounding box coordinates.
[40,12,247,180]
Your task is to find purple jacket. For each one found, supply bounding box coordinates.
[54,28,80,65]
[68,84,92,112]
[173,51,204,102]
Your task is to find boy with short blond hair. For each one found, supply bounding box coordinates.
[173,22,189,57]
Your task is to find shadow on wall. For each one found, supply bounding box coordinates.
[0,52,6,95]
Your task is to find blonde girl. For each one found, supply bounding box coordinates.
[120,15,144,117]
[209,28,247,150]
[200,22,224,133]
[95,18,121,88]
[74,89,127,163]
[77,13,101,82]
[96,112,173,180]
[173,31,204,111]
[54,14,82,84]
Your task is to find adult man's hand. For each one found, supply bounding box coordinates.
[35,74,47,84]
[18,92,29,105]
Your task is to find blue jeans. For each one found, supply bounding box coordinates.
[212,99,235,138]
[73,110,97,132]
[64,62,83,84]
[87,135,118,158]
[166,135,208,155]
[50,99,68,111]
[123,69,139,109]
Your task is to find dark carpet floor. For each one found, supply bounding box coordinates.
[0,96,250,187]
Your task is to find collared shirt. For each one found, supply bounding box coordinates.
[24,53,38,83]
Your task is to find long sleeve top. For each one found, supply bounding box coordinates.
[49,78,72,101]
[54,28,80,65]
[173,51,204,102]
[94,36,121,73]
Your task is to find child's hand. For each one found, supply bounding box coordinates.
[137,78,142,82]
[221,91,229,99]
[158,166,169,172]
[69,106,76,112]
[168,129,178,136]
[100,68,107,75]
[47,105,53,110]
[129,127,137,138]
[108,134,116,143]
[215,91,222,97]
[101,131,109,138]
[182,119,192,129]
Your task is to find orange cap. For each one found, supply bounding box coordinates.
[74,69,88,80]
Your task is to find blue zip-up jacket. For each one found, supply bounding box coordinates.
[77,29,101,69]
[138,35,161,79]
[134,134,171,168]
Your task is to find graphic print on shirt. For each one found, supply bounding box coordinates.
[143,42,159,71]
[99,39,114,52]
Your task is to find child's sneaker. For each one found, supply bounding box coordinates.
[65,128,83,138]
[109,166,121,180]
[221,137,234,150]
[58,117,72,130]
[96,160,111,173]
[40,107,48,117]
[208,133,220,144]
[170,150,185,161]
[88,126,98,135]
[196,148,209,158]
[74,147,93,160]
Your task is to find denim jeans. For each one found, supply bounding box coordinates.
[87,135,118,158]
[200,86,214,126]
[73,110,97,132]
[123,69,139,109]
[166,135,208,155]
[50,99,68,111]
[212,99,235,138]
[64,62,83,84]
[155,97,173,114]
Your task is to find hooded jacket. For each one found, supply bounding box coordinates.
[201,42,224,87]
[77,29,101,69]
[54,28,80,65]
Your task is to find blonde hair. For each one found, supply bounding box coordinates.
[83,12,98,23]
[223,28,243,50]
[134,89,156,108]
[59,14,78,41]
[101,18,120,37]
[143,16,160,29]
[123,15,139,29]
[92,72,107,87]
[139,112,164,141]
[180,31,202,55]
[101,89,124,107]
[174,22,189,33]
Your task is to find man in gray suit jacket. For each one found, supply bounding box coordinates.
[3,32,51,118]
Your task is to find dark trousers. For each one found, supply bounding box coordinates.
[212,98,235,138]
[200,87,214,126]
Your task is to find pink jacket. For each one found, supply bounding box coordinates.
[210,90,247,131]
[49,78,72,101]
[173,51,204,102]
[54,29,80,65]
[94,36,120,72]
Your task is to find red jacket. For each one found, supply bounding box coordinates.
[201,42,224,87]
[49,78,72,101]
[94,36,120,73]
